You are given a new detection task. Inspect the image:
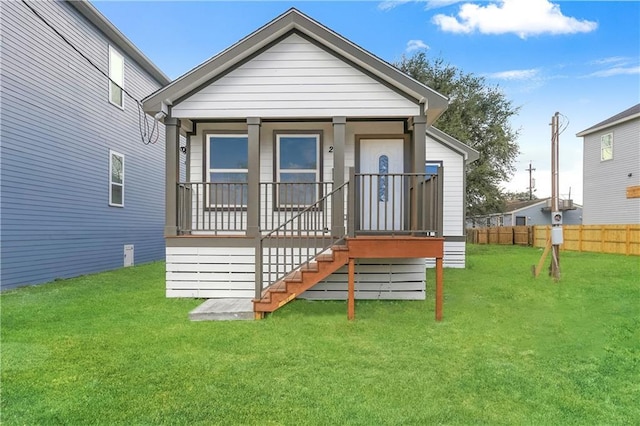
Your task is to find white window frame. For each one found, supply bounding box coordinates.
[275,133,321,208]
[108,45,124,109]
[109,150,124,207]
[206,134,249,208]
[600,132,613,161]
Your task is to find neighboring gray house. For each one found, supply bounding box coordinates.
[142,8,478,318]
[467,197,582,228]
[577,103,640,225]
[0,1,170,289]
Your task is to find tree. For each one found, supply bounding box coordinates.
[395,53,520,216]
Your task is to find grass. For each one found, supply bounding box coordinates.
[1,246,639,425]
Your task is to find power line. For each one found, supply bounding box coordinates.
[20,0,159,145]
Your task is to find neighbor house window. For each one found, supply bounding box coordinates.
[109,150,124,207]
[600,133,613,161]
[276,133,321,207]
[109,46,124,108]
[207,134,248,207]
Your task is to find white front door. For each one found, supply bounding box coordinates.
[359,139,404,231]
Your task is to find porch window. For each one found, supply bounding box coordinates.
[600,133,613,161]
[207,134,248,207]
[425,161,442,178]
[109,150,124,207]
[276,134,320,207]
[108,46,124,108]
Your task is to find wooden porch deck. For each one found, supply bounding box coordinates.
[253,235,444,321]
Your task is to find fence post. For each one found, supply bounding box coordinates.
[626,225,631,256]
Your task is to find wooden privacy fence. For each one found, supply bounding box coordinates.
[467,226,533,246]
[533,224,640,256]
[468,224,640,256]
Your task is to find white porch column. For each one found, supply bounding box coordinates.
[165,117,181,237]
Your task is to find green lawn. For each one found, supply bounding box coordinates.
[1,245,638,425]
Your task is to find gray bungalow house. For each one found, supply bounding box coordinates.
[577,103,640,225]
[467,197,582,228]
[1,1,170,289]
[143,9,478,318]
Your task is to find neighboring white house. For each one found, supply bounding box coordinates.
[577,103,640,225]
[142,9,477,316]
[467,198,582,228]
[0,1,170,290]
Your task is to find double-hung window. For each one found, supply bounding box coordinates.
[207,134,248,208]
[109,150,124,207]
[600,132,613,161]
[109,46,124,108]
[276,133,321,207]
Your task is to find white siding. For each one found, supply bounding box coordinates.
[425,136,467,267]
[426,241,466,269]
[582,118,640,225]
[172,34,419,119]
[166,246,255,298]
[426,136,465,237]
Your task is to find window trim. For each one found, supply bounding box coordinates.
[109,150,124,207]
[274,132,323,209]
[205,133,249,209]
[108,45,124,109]
[600,132,613,161]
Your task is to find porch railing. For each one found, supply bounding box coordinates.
[351,170,442,236]
[177,182,334,234]
[176,169,442,237]
[177,182,248,235]
[257,182,348,299]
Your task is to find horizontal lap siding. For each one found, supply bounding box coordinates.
[172,34,418,119]
[0,2,165,289]
[582,119,640,225]
[425,241,466,269]
[425,137,467,267]
[166,247,255,298]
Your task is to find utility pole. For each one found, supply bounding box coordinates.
[550,112,561,280]
[526,161,536,200]
[533,112,564,281]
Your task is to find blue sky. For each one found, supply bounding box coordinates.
[93,0,640,204]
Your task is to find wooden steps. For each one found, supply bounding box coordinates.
[253,244,349,315]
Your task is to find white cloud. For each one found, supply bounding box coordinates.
[378,0,411,11]
[486,69,540,80]
[379,0,463,11]
[588,66,640,78]
[432,0,598,38]
[406,39,430,52]
[424,0,465,9]
[590,56,630,66]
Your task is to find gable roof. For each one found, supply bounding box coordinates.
[142,8,449,124]
[576,103,640,137]
[504,198,548,213]
[427,126,479,163]
[67,1,169,85]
